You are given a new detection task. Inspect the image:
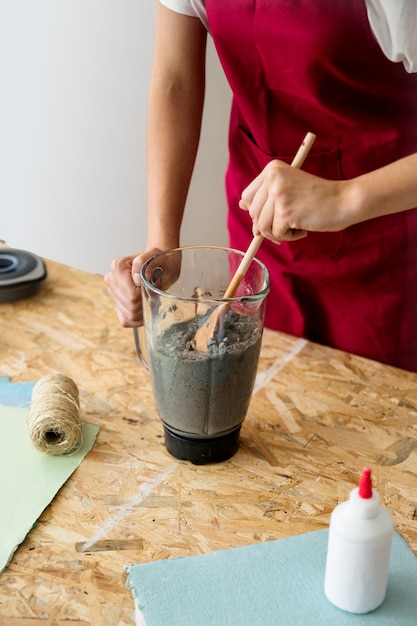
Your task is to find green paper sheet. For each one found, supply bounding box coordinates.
[0,403,99,573]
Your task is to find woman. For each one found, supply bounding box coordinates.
[105,1,417,371]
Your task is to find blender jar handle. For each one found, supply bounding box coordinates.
[133,263,164,371]
[133,327,149,371]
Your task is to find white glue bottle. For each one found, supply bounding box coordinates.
[324,467,393,613]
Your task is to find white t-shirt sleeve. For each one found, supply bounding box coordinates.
[158,0,209,31]
[366,0,417,73]
[159,0,198,18]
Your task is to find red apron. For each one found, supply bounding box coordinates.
[206,0,417,371]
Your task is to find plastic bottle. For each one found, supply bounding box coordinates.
[324,467,393,613]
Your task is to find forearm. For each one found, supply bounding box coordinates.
[345,152,417,226]
[146,5,207,250]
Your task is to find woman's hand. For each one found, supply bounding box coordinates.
[239,160,351,243]
[104,248,162,327]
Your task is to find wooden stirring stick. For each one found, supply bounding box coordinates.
[194,131,316,352]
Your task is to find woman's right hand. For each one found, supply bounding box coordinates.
[104,248,162,327]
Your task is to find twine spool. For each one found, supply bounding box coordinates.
[27,373,82,455]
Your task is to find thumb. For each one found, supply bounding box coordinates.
[131,248,162,286]
[132,255,146,286]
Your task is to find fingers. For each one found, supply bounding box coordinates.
[131,247,163,287]
[239,169,264,217]
[239,160,310,243]
[105,247,169,328]
[253,198,307,241]
[279,228,308,242]
[239,164,291,242]
[239,161,287,241]
[104,254,143,327]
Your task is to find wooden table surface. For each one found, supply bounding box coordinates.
[0,257,416,625]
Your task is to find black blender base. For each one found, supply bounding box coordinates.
[163,425,241,465]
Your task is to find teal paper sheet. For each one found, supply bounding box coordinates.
[127,529,417,626]
[0,397,99,573]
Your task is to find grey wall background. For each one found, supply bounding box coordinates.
[0,1,231,274]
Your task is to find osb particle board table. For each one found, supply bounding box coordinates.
[0,257,416,626]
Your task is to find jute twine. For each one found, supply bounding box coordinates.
[26,373,82,455]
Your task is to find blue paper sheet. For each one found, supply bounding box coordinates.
[0,380,35,407]
[127,529,417,626]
